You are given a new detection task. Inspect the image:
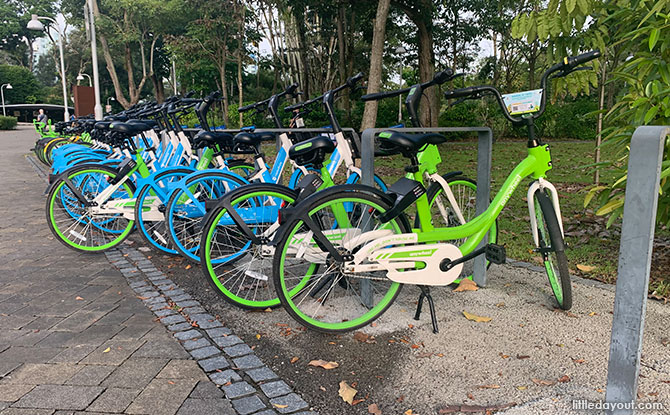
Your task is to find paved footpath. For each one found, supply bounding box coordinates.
[0,125,314,415]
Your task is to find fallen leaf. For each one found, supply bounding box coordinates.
[338,381,357,405]
[352,398,366,405]
[319,386,326,391]
[577,264,596,272]
[558,375,571,383]
[572,358,585,364]
[408,324,414,329]
[256,334,261,340]
[462,311,492,323]
[417,352,432,358]
[368,403,382,415]
[167,380,175,385]
[396,395,405,403]
[532,378,555,386]
[477,384,500,389]
[454,279,479,292]
[516,355,530,360]
[495,302,506,307]
[467,392,475,400]
[290,357,299,364]
[661,338,669,347]
[185,264,192,270]
[410,344,420,349]
[353,331,376,344]
[75,296,84,300]
[499,353,510,359]
[273,403,288,409]
[516,386,528,390]
[309,360,339,370]
[102,347,111,353]
[588,311,598,316]
[404,410,414,415]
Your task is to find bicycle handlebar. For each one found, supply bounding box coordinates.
[361,68,462,102]
[444,50,601,124]
[284,74,363,112]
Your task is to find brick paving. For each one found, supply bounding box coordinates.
[0,125,315,415]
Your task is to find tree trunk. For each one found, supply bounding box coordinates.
[528,42,537,89]
[292,9,310,98]
[594,58,607,185]
[237,6,245,127]
[151,74,165,103]
[416,19,437,127]
[337,5,351,121]
[360,0,392,130]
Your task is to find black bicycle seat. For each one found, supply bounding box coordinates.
[378,131,446,153]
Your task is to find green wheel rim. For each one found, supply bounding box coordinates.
[278,197,402,331]
[535,199,564,305]
[203,190,295,308]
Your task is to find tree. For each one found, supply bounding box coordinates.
[0,64,45,104]
[0,0,55,70]
[361,0,392,129]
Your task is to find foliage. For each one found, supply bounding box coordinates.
[0,64,45,104]
[0,0,55,68]
[0,116,18,130]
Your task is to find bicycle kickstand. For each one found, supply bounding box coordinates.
[414,286,439,334]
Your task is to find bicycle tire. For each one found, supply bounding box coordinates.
[533,189,572,310]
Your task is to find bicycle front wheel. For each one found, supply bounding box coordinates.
[533,189,572,310]
[46,165,135,252]
[272,186,410,333]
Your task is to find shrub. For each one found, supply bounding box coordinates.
[0,116,18,130]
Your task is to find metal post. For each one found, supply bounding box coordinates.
[56,27,70,121]
[472,129,493,286]
[1,87,6,117]
[604,126,669,415]
[88,0,103,120]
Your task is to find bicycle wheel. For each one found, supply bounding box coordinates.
[45,138,72,166]
[226,159,254,178]
[166,171,247,261]
[134,168,195,254]
[273,185,410,333]
[533,189,572,310]
[46,165,135,252]
[200,183,298,309]
[424,175,498,280]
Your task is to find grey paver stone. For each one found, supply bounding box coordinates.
[64,365,116,386]
[189,380,224,399]
[222,381,255,399]
[269,393,309,414]
[125,378,197,415]
[176,397,235,415]
[194,319,222,329]
[163,289,185,297]
[232,354,264,370]
[156,360,206,380]
[0,384,34,402]
[189,346,220,360]
[197,356,230,372]
[0,408,54,414]
[1,363,81,385]
[79,340,144,365]
[159,315,186,326]
[181,306,206,315]
[85,387,140,413]
[259,380,292,399]
[212,335,242,348]
[132,340,190,359]
[167,322,192,332]
[12,385,103,410]
[102,358,168,389]
[255,410,279,415]
[245,366,279,383]
[204,327,231,338]
[176,300,200,308]
[223,343,253,358]
[149,302,169,311]
[208,370,241,385]
[174,330,202,341]
[47,345,97,364]
[231,395,266,415]
[154,309,176,318]
[169,294,192,302]
[0,346,63,363]
[183,337,211,351]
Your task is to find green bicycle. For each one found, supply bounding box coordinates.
[271,50,601,333]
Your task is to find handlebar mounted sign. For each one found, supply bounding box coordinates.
[502,89,543,116]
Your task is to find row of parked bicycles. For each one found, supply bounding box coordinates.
[34,50,600,333]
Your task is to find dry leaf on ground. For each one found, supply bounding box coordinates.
[462,311,492,323]
[290,357,299,364]
[309,360,339,370]
[368,403,382,415]
[477,384,500,389]
[102,347,111,353]
[576,264,596,272]
[558,375,571,383]
[453,279,478,292]
[338,381,357,404]
[532,378,555,386]
[353,331,376,344]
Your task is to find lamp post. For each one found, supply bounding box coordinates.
[86,0,103,120]
[76,73,92,87]
[395,45,407,124]
[27,14,70,121]
[1,83,12,117]
[106,96,115,114]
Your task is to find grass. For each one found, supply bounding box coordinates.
[259,137,670,299]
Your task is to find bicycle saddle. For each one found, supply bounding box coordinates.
[94,121,112,130]
[233,131,276,147]
[109,121,152,135]
[193,130,235,149]
[128,119,158,129]
[289,135,336,167]
[379,131,446,153]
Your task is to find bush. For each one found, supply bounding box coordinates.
[0,116,18,130]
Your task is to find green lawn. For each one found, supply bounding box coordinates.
[260,137,669,299]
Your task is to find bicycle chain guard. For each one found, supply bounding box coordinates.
[368,243,463,286]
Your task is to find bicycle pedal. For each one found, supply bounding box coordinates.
[485,244,506,264]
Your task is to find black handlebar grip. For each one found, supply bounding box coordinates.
[433,68,455,84]
[567,50,601,68]
[286,83,299,95]
[361,90,403,102]
[238,103,257,112]
[443,86,489,100]
[346,72,364,87]
[205,90,222,103]
[184,90,196,98]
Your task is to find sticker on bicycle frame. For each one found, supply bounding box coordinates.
[502,89,543,115]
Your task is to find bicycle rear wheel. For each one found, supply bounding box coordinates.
[533,189,572,310]
[273,186,410,333]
